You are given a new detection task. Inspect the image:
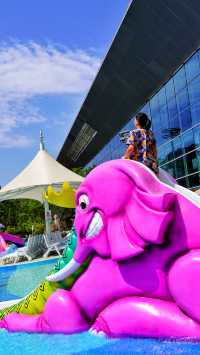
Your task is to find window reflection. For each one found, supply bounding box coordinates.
[167,97,178,121]
[188,76,200,125]
[182,130,195,153]
[163,161,176,177]
[176,88,189,112]
[175,157,187,178]
[165,78,175,100]
[177,177,188,188]
[172,136,184,158]
[174,66,187,93]
[188,173,200,188]
[157,147,166,165]
[178,108,192,131]
[185,151,199,174]
[185,52,200,83]
[194,126,200,147]
[158,87,167,107]
[160,105,169,130]
[159,142,174,164]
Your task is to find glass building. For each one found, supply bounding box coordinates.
[86,49,200,190]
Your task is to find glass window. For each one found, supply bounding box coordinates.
[188,76,200,125]
[176,88,190,113]
[165,78,175,101]
[158,87,167,107]
[178,108,192,132]
[124,119,133,131]
[176,88,192,131]
[175,157,187,178]
[172,136,184,158]
[188,75,200,105]
[155,129,165,146]
[150,95,159,112]
[182,129,195,153]
[160,105,169,130]
[196,149,200,172]
[185,52,200,83]
[194,125,200,147]
[160,142,174,164]
[142,103,151,117]
[185,151,199,174]
[157,146,166,165]
[173,66,187,94]
[167,97,178,120]
[188,172,200,189]
[114,135,120,148]
[151,113,161,132]
[190,105,200,126]
[171,115,181,130]
[163,161,176,178]
[177,177,189,188]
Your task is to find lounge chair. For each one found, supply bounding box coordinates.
[43,231,66,257]
[16,234,45,261]
[1,235,45,264]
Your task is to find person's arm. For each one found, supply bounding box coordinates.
[123,144,134,159]
[122,131,135,159]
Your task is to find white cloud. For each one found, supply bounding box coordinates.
[0,41,101,148]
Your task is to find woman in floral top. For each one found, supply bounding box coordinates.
[122,112,158,174]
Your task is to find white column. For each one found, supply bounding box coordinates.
[44,199,52,236]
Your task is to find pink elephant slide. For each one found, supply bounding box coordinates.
[1,159,200,339]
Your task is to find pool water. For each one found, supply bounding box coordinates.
[0,331,200,355]
[0,258,58,301]
[0,259,200,354]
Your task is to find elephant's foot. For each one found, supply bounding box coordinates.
[169,250,200,323]
[91,296,200,338]
[0,313,44,333]
[0,289,89,333]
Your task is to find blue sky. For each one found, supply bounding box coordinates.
[0,0,130,186]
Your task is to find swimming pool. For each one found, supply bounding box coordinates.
[0,259,200,354]
[0,257,58,301]
[1,331,200,355]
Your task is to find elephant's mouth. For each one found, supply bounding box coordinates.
[85,211,104,240]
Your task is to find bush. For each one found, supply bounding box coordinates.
[33,222,45,234]
[1,199,72,236]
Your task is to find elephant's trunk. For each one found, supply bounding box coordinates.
[46,258,81,282]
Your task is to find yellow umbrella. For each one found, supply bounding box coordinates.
[43,182,75,208]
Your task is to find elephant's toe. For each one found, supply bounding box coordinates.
[89,327,106,337]
[91,315,110,336]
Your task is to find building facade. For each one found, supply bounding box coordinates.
[86,49,200,190]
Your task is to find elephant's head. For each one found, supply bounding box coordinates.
[47,159,175,282]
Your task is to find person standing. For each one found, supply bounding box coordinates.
[122,112,158,174]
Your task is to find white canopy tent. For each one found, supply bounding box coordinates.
[0,133,83,203]
[0,133,83,235]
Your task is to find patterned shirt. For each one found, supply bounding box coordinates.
[126,128,158,172]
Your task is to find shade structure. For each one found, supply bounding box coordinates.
[43,182,76,208]
[0,145,83,203]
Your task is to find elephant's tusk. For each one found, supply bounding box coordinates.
[46,258,81,282]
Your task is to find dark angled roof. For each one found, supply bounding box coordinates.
[58,0,200,168]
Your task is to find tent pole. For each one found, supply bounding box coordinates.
[44,199,51,237]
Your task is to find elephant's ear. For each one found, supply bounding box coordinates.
[107,160,176,261]
[126,188,174,245]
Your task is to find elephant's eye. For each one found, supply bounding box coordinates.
[79,194,89,210]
